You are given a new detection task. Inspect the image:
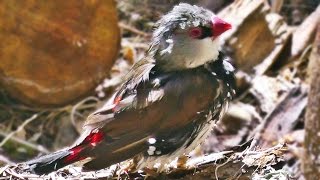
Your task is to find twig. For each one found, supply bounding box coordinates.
[70,96,99,130]
[119,22,151,37]
[0,155,14,165]
[215,157,232,180]
[5,168,25,179]
[0,165,9,175]
[0,131,49,154]
[0,114,38,147]
[130,43,150,50]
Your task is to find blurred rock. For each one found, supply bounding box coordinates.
[0,0,120,107]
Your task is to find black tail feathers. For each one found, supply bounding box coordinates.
[24,150,71,175]
[23,131,104,174]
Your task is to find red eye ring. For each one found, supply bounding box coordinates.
[188,27,203,39]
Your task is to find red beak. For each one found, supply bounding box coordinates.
[211,17,232,37]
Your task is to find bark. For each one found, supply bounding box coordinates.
[303,24,320,179]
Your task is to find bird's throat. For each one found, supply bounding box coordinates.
[155,37,220,71]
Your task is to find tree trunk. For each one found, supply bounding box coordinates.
[303,24,320,179]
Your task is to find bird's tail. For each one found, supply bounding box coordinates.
[25,149,73,174]
[24,130,104,174]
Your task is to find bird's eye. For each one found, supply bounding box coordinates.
[188,27,203,39]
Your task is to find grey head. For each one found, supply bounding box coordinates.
[149,3,231,71]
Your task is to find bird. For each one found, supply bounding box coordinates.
[25,3,235,175]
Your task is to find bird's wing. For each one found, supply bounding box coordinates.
[79,59,223,170]
[83,56,156,129]
[86,66,220,138]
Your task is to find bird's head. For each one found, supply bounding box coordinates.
[150,3,231,71]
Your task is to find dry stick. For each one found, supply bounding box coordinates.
[119,22,150,37]
[0,131,48,154]
[130,42,150,50]
[0,114,38,147]
[181,143,285,180]
[5,168,25,180]
[70,96,100,129]
[0,113,49,153]
[0,155,14,165]
[0,165,9,175]
[214,157,232,180]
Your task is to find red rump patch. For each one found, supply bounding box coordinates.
[113,96,122,105]
[64,131,104,163]
[64,146,85,163]
[85,131,104,146]
[112,96,122,112]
